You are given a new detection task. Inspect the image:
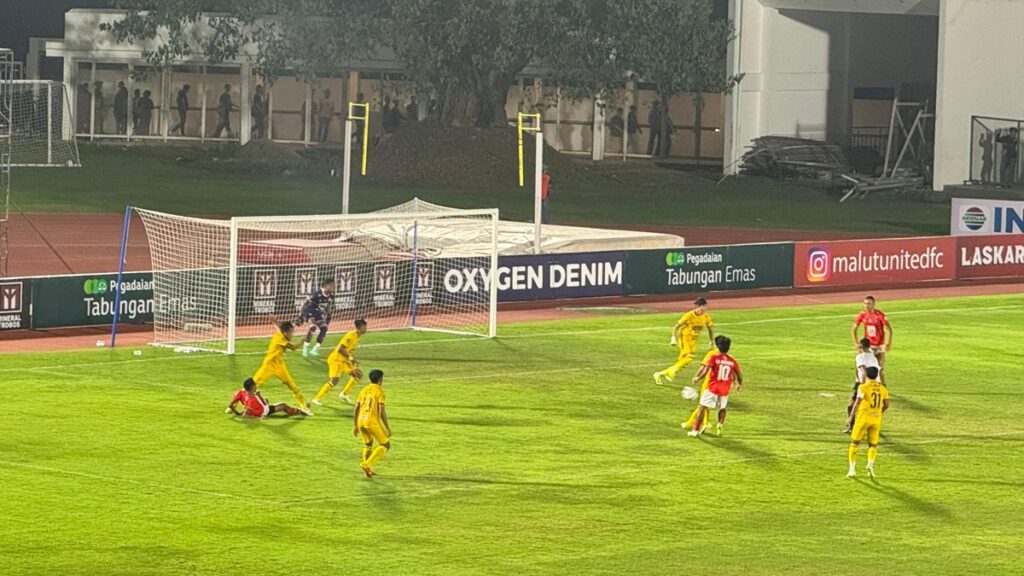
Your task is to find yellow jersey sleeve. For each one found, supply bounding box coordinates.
[678,311,694,327]
[337,330,360,355]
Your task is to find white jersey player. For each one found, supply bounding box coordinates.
[846,338,881,433]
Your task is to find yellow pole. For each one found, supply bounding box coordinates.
[517,112,541,188]
[348,102,370,176]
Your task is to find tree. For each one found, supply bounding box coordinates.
[611,0,737,158]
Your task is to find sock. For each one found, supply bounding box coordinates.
[848,444,858,464]
[665,358,691,380]
[313,381,334,402]
[867,446,878,463]
[684,407,700,428]
[341,376,359,396]
[317,325,328,344]
[303,341,309,352]
[365,445,389,468]
[718,410,726,425]
[361,446,371,465]
[284,380,307,408]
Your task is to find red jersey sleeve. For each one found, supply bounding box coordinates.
[854,311,866,326]
[231,390,245,404]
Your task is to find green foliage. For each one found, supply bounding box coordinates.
[99,0,735,128]
[3,296,1024,574]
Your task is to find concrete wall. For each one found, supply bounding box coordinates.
[725,0,939,174]
[934,0,1024,190]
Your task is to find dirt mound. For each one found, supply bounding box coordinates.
[369,122,593,189]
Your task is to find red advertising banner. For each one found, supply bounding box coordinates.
[794,237,957,287]
[956,235,1024,279]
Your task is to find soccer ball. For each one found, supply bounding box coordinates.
[681,386,698,401]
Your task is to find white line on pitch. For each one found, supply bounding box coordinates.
[2,303,1020,375]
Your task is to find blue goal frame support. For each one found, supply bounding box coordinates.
[109,205,132,347]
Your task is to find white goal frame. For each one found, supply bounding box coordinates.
[129,207,500,354]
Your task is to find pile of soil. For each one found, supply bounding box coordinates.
[368,121,595,189]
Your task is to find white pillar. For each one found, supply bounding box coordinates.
[239,63,251,145]
[592,99,605,161]
[534,131,544,254]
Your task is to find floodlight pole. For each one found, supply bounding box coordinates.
[534,130,543,255]
[342,119,353,214]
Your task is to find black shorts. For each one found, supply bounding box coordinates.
[266,404,277,415]
[296,307,327,326]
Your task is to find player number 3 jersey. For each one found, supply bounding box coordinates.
[357,384,386,426]
[856,380,889,423]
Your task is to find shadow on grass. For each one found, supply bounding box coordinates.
[892,395,938,415]
[399,402,557,413]
[860,478,951,519]
[696,436,779,467]
[392,474,594,490]
[881,435,932,463]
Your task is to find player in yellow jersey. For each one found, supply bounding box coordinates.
[654,297,715,386]
[681,335,727,431]
[311,318,368,406]
[354,369,392,478]
[846,366,890,479]
[251,317,313,416]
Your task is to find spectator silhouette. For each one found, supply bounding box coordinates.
[211,84,234,138]
[171,84,190,136]
[317,89,334,142]
[979,131,994,182]
[138,89,154,135]
[252,85,268,139]
[76,82,91,133]
[406,95,419,122]
[608,107,624,153]
[114,81,129,134]
[996,127,1019,185]
[93,81,106,134]
[646,100,661,156]
[131,88,141,133]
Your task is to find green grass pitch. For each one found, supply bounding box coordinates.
[2,294,1023,575]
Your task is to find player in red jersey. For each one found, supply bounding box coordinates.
[225,378,301,418]
[851,295,893,379]
[687,336,743,437]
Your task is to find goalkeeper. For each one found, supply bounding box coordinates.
[296,279,336,357]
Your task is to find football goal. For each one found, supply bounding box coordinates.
[122,207,500,354]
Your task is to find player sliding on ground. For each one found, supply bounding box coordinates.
[846,366,890,479]
[250,316,313,416]
[682,335,727,431]
[297,279,335,358]
[852,295,892,381]
[654,297,714,386]
[687,336,743,437]
[845,338,881,433]
[311,319,368,406]
[225,378,302,418]
[354,369,392,478]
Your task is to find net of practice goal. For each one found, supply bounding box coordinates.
[131,207,499,353]
[1,80,80,167]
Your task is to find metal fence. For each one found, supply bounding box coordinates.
[969,115,1022,186]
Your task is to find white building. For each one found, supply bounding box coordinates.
[724,0,1024,191]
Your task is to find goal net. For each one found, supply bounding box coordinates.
[132,208,499,353]
[1,80,80,167]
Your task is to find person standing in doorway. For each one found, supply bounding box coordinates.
[76,82,91,134]
[252,85,268,140]
[172,84,190,136]
[646,100,661,156]
[627,105,642,154]
[114,81,129,134]
[406,95,419,122]
[93,81,106,134]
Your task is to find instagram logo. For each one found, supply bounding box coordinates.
[806,247,831,282]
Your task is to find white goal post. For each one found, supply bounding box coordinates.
[127,208,500,354]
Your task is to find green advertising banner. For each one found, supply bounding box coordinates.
[623,243,794,295]
[31,272,156,329]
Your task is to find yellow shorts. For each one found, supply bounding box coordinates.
[851,419,881,445]
[678,337,698,359]
[252,362,296,388]
[358,422,390,445]
[327,355,356,379]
